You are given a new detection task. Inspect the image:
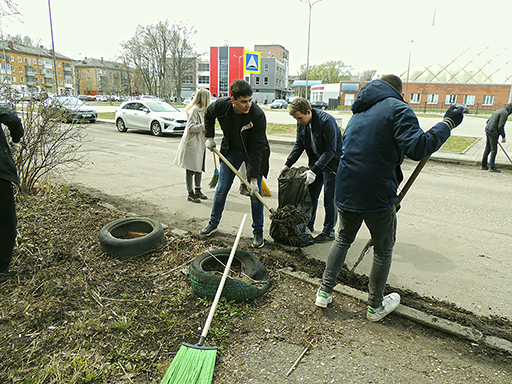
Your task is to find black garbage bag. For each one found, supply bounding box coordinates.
[270,166,315,246]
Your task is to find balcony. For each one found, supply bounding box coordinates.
[26,68,37,77]
[63,63,72,72]
[27,79,36,86]
[43,72,54,79]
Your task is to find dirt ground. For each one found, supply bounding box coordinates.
[1,185,511,383]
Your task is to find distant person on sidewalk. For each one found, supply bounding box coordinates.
[279,98,342,243]
[481,103,512,173]
[0,107,24,283]
[173,88,211,203]
[200,79,270,248]
[315,75,464,323]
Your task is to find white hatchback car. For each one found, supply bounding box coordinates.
[115,100,187,136]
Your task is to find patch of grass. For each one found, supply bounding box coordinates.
[98,112,115,120]
[441,136,477,152]
[266,123,296,136]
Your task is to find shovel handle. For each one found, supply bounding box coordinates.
[351,156,430,272]
[211,147,274,213]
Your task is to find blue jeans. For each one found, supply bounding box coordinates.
[321,205,396,308]
[209,148,264,233]
[307,168,337,235]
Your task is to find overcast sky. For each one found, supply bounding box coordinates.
[3,0,511,83]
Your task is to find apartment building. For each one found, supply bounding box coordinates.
[0,40,74,95]
[74,58,131,96]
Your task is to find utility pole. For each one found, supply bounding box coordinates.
[48,0,59,94]
[301,0,322,100]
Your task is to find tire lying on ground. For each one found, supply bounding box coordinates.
[189,248,271,302]
[99,217,165,257]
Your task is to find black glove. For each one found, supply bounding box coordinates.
[443,105,464,130]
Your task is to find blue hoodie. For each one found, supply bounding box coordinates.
[335,79,451,212]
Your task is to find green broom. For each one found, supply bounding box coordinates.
[160,214,248,384]
[209,152,219,188]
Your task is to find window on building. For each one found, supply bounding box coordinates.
[11,65,15,72]
[10,55,13,62]
[33,58,37,64]
[264,63,269,72]
[410,93,421,104]
[59,80,63,85]
[40,78,44,84]
[184,75,193,84]
[40,69,44,75]
[12,76,16,82]
[58,62,61,68]
[482,95,494,106]
[86,69,89,73]
[198,75,209,84]
[255,76,260,85]
[19,67,23,73]
[24,57,30,64]
[445,94,457,104]
[38,59,43,65]
[17,56,21,63]
[264,77,269,86]
[427,94,439,104]
[86,76,90,81]
[20,77,24,83]
[198,63,209,72]
[58,71,62,77]
[464,95,475,106]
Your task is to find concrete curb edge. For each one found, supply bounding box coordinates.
[278,267,512,354]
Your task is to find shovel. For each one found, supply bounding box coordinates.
[351,156,431,272]
[211,147,275,213]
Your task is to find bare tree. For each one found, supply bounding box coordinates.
[120,21,198,100]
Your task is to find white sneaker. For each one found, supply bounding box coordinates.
[366,292,400,322]
[315,289,332,308]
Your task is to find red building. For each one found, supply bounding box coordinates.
[209,46,244,98]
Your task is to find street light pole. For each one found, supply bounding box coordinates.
[301,0,322,100]
[233,54,243,79]
[48,0,59,95]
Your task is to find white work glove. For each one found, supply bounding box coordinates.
[301,170,316,185]
[8,140,20,155]
[205,138,216,151]
[250,180,259,195]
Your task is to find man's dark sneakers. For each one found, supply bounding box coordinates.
[195,189,208,200]
[253,231,264,248]
[314,232,335,243]
[200,223,217,236]
[188,191,201,203]
[480,166,489,170]
[489,167,501,173]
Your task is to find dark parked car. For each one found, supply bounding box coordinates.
[310,100,328,110]
[41,96,98,123]
[270,99,288,109]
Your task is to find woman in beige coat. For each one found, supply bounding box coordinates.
[173,89,211,203]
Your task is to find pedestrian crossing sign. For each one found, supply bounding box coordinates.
[244,50,260,74]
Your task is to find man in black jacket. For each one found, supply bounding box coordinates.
[279,98,342,243]
[200,80,270,247]
[481,103,512,172]
[0,107,24,283]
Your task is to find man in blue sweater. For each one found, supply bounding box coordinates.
[280,98,342,243]
[315,75,464,322]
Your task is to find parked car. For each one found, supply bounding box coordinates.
[270,99,288,109]
[85,95,96,101]
[454,103,470,114]
[41,96,98,123]
[77,94,88,101]
[0,95,15,110]
[95,95,108,102]
[183,97,192,106]
[115,100,187,136]
[311,100,328,110]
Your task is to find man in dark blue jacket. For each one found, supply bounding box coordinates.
[315,75,464,322]
[201,80,270,248]
[481,103,512,172]
[280,98,342,243]
[0,107,24,283]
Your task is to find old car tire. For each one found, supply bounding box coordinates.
[189,248,271,302]
[99,217,165,257]
[116,118,127,132]
[150,121,162,136]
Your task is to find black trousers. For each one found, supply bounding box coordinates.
[0,179,17,273]
[482,133,499,168]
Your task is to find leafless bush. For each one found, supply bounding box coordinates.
[3,94,88,194]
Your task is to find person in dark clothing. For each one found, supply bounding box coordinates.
[200,80,270,248]
[0,107,24,283]
[315,75,464,322]
[481,103,512,173]
[279,98,342,243]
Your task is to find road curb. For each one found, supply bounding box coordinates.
[279,267,512,354]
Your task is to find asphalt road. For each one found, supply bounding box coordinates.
[54,120,512,322]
